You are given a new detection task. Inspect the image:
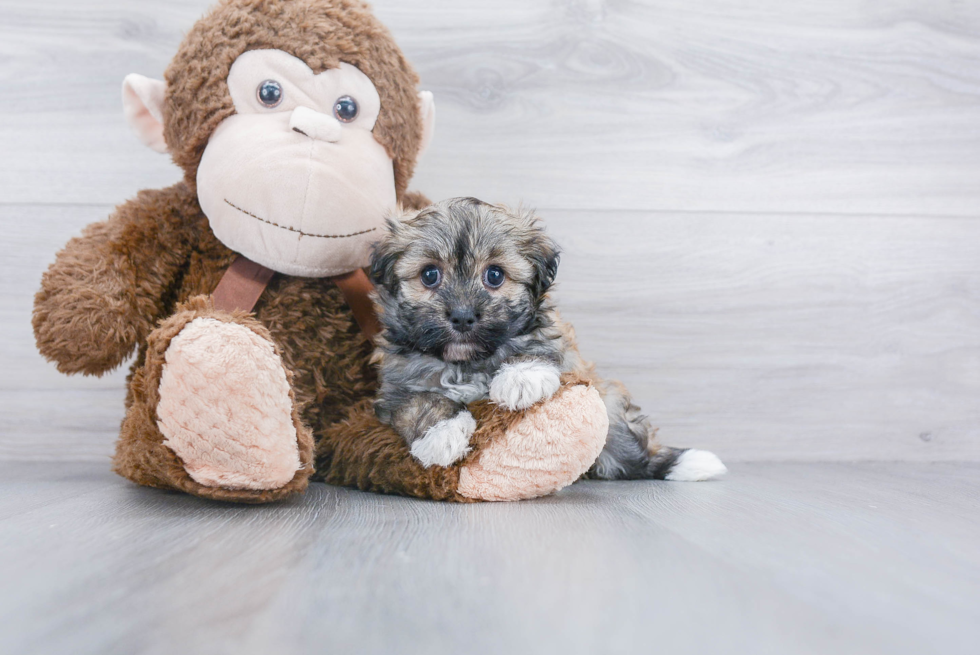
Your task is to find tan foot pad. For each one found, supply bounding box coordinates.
[157,318,300,490]
[458,384,609,501]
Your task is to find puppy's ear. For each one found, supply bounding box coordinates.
[527,234,561,299]
[509,207,561,299]
[369,218,404,295]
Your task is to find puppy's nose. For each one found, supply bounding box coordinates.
[448,307,480,333]
[289,106,342,142]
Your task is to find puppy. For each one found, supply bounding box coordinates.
[369,197,726,482]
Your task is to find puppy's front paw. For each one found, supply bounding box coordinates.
[489,360,562,411]
[410,411,477,468]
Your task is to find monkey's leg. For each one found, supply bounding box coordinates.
[314,375,609,502]
[112,296,313,503]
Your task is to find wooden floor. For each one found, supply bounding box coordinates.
[1,461,978,655]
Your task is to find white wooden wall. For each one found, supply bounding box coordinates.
[2,0,978,462]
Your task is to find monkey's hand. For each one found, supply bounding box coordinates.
[33,219,150,376]
[33,187,199,376]
[489,360,562,411]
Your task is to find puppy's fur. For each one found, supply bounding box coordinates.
[370,197,726,481]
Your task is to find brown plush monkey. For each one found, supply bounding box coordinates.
[32,0,608,503]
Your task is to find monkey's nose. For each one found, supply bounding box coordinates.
[448,307,481,333]
[289,106,342,143]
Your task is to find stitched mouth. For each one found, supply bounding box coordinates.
[223,199,377,239]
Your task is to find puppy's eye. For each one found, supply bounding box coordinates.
[334,95,358,123]
[483,265,505,289]
[420,265,442,289]
[257,80,283,108]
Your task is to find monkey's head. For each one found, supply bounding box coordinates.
[121,0,435,277]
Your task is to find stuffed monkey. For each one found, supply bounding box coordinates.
[32,0,608,503]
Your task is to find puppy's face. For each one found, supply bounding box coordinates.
[371,197,559,362]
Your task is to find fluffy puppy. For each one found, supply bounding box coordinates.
[369,197,726,482]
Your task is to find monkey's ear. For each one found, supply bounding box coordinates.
[417,91,436,156]
[122,74,168,154]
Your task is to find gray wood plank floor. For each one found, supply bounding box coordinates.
[1,462,978,655]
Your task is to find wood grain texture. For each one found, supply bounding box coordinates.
[1,0,979,463]
[0,0,979,213]
[547,209,980,461]
[0,205,129,461]
[1,461,978,655]
[5,205,977,462]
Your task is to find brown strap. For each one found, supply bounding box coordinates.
[212,255,381,342]
[211,255,276,313]
[331,268,381,343]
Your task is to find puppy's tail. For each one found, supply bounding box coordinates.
[648,446,728,481]
[594,379,726,481]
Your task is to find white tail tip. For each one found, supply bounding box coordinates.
[665,449,728,481]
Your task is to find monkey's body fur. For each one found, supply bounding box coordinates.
[33,0,613,503]
[37,171,609,503]
[35,182,369,501]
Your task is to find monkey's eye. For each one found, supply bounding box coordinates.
[484,265,505,289]
[257,80,283,108]
[334,95,359,123]
[420,265,441,289]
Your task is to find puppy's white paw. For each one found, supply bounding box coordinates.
[665,449,728,481]
[489,360,562,411]
[410,411,477,468]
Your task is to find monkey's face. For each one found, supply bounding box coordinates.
[196,50,397,277]
[370,198,560,363]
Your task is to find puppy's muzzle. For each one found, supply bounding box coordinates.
[448,306,481,334]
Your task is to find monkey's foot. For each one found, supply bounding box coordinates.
[113,296,313,503]
[459,379,609,501]
[157,317,301,490]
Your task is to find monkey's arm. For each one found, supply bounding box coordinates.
[33,184,202,376]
